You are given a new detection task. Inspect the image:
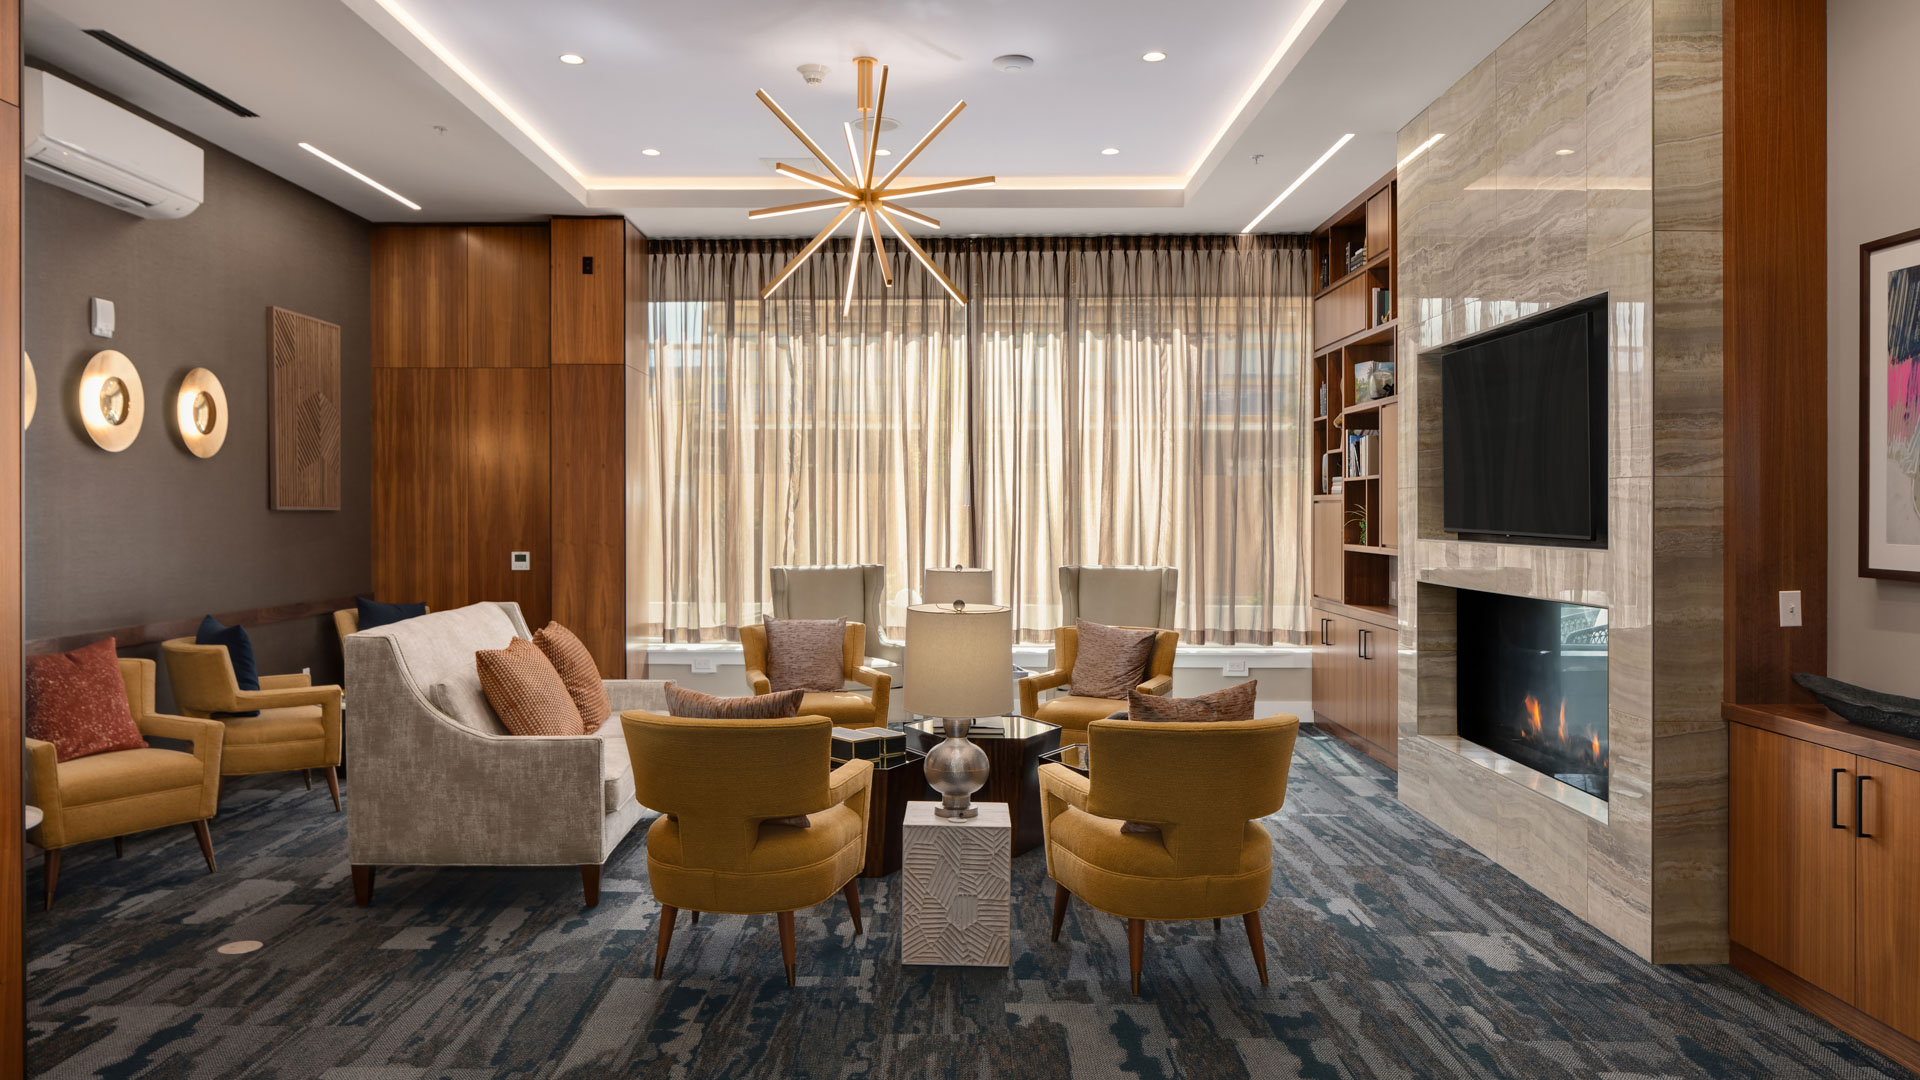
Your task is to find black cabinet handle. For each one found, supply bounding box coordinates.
[1357,629,1370,660]
[1319,619,1330,647]
[1858,774,1874,839]
[1833,768,1848,829]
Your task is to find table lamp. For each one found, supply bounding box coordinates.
[923,566,995,606]
[904,602,1012,819]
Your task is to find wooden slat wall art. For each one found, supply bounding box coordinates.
[268,307,343,510]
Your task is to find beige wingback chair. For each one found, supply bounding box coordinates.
[1040,714,1299,993]
[623,712,873,986]
[770,565,902,664]
[1018,626,1178,735]
[343,601,667,907]
[161,637,344,809]
[1058,566,1179,632]
[25,658,224,909]
[741,620,890,728]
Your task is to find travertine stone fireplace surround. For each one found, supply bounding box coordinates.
[1392,0,1724,963]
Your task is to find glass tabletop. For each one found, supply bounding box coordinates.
[1039,743,1090,775]
[904,715,1059,741]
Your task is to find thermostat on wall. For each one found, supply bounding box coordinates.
[511,551,531,571]
[90,297,115,338]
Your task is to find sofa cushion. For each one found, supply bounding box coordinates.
[1128,681,1257,724]
[427,678,507,736]
[26,638,148,763]
[763,615,847,692]
[1035,694,1129,733]
[477,639,585,737]
[798,691,880,728]
[533,621,612,733]
[1070,620,1156,699]
[666,684,806,719]
[196,616,261,718]
[220,706,325,745]
[597,722,634,810]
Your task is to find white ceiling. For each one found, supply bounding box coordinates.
[25,0,1549,237]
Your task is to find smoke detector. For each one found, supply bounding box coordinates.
[992,54,1035,73]
[796,63,830,86]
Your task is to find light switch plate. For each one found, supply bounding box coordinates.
[511,551,531,571]
[1779,590,1803,627]
[1224,659,1250,677]
[90,297,115,338]
[690,658,719,675]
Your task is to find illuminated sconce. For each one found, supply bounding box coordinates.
[80,349,144,452]
[22,352,35,430]
[176,367,228,458]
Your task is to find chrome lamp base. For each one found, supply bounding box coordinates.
[924,716,990,819]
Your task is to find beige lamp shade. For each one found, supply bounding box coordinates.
[21,352,34,431]
[904,603,1012,719]
[80,349,144,452]
[177,367,229,458]
[923,567,995,606]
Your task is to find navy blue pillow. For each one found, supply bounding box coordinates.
[357,596,428,630]
[196,615,260,718]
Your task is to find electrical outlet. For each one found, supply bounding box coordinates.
[690,658,719,675]
[1779,590,1803,627]
[302,667,311,679]
[511,551,531,571]
[1224,659,1250,678]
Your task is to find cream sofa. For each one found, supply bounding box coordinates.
[343,601,664,907]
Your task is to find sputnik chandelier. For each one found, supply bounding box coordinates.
[750,56,994,309]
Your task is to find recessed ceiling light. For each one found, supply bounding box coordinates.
[641,148,661,157]
[559,53,584,65]
[298,142,421,210]
[1101,147,1120,156]
[1142,50,1167,62]
[1555,147,1574,155]
[1396,132,1445,170]
[1242,132,1354,233]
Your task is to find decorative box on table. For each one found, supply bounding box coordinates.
[832,726,906,765]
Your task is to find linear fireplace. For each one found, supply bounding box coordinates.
[1455,589,1610,799]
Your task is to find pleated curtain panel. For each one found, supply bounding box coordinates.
[638,234,1312,646]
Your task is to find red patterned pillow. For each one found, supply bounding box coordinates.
[26,638,147,762]
[476,638,585,737]
[533,621,612,733]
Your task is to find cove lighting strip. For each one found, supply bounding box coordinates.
[299,142,421,210]
[1241,132,1352,234]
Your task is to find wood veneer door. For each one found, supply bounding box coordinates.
[1312,500,1342,602]
[371,369,467,611]
[465,368,551,627]
[466,225,550,368]
[1310,610,1330,722]
[1365,625,1397,758]
[551,364,626,674]
[1729,723,1856,1001]
[1855,758,1920,1039]
[550,217,626,365]
[371,226,467,368]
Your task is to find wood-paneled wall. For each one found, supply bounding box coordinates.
[371,218,643,676]
[3,0,26,1066]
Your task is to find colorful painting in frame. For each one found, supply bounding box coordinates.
[1863,227,1920,581]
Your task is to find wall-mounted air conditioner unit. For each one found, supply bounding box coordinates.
[23,68,204,219]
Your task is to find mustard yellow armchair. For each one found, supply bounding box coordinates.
[25,658,224,909]
[623,711,873,985]
[740,620,890,728]
[161,636,344,809]
[1018,626,1178,735]
[1040,714,1299,994]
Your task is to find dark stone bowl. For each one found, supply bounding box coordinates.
[1794,673,1920,741]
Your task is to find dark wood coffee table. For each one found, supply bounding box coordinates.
[858,749,926,878]
[905,716,1062,857]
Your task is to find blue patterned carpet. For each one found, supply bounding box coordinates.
[22,728,1910,1079]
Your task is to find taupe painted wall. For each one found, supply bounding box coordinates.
[22,68,371,701]
[1827,2,1920,697]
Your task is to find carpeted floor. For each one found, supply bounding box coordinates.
[22,727,1911,1079]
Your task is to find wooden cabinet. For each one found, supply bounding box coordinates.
[1311,607,1396,769]
[1312,500,1343,602]
[1854,754,1920,1037]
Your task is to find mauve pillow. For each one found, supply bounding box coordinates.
[666,684,807,720]
[1069,620,1157,699]
[1128,681,1258,724]
[763,615,847,692]
[26,638,147,762]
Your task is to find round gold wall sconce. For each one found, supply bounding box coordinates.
[22,352,35,430]
[80,349,144,452]
[176,367,228,458]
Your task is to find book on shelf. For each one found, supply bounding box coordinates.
[1370,286,1392,326]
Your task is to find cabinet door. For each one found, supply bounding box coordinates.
[1730,723,1856,1000]
[1309,611,1332,723]
[1365,188,1394,261]
[1312,500,1343,602]
[1856,758,1920,1039]
[1365,625,1398,756]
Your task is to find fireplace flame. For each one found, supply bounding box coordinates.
[1557,699,1567,742]
[1516,693,1607,769]
[1523,694,1543,735]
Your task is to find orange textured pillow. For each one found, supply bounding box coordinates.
[533,621,611,733]
[26,638,147,762]
[476,638,585,737]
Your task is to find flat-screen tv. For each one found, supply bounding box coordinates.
[1440,296,1607,543]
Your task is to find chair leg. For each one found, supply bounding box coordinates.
[842,879,864,936]
[580,864,601,907]
[1213,917,1221,934]
[777,910,797,987]
[323,767,341,812]
[1243,911,1269,986]
[351,864,375,906]
[1127,918,1146,996]
[193,821,217,873]
[691,910,700,926]
[114,836,124,859]
[1051,883,1071,943]
[653,905,678,978]
[304,769,313,791]
[42,849,61,912]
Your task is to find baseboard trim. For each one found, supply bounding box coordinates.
[1312,714,1397,771]
[1730,942,1920,1074]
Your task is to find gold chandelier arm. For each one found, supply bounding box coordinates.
[843,212,866,316]
[876,100,967,190]
[864,65,888,187]
[762,202,860,299]
[876,206,967,305]
[879,176,997,201]
[748,196,852,221]
[843,123,865,186]
[774,162,860,199]
[757,89,856,188]
[863,201,893,287]
[882,202,940,229]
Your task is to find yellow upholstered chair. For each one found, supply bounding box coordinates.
[161,637,344,809]
[25,658,224,909]
[740,620,890,728]
[623,711,873,985]
[1018,626,1179,736]
[1039,714,1299,994]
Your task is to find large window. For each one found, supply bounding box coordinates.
[637,235,1312,645]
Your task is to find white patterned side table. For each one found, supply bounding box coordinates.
[901,801,1011,966]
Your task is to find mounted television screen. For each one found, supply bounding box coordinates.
[1440,298,1607,542]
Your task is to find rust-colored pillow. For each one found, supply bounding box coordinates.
[533,621,611,733]
[763,615,848,692]
[1069,620,1157,699]
[476,638,584,737]
[1127,681,1257,723]
[666,684,806,720]
[26,638,147,763]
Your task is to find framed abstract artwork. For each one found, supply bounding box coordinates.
[1863,227,1920,581]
